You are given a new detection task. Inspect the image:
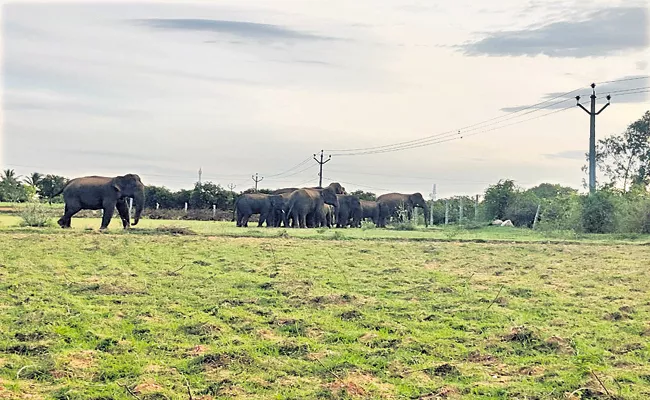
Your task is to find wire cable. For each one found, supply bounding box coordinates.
[325,86,587,154]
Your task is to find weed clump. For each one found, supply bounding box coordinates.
[339,310,363,321]
[19,202,53,227]
[154,225,197,235]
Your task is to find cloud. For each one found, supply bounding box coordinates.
[458,7,648,58]
[501,75,649,112]
[545,150,586,160]
[132,18,338,42]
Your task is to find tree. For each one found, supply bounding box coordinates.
[189,182,229,209]
[144,186,175,209]
[526,183,576,199]
[38,175,68,204]
[483,179,516,220]
[349,190,376,201]
[588,110,650,191]
[24,172,44,189]
[0,169,24,202]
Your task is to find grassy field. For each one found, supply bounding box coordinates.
[1,210,650,399]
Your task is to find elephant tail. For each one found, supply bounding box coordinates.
[232,198,239,222]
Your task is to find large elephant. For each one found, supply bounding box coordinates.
[234,193,283,227]
[360,200,380,225]
[286,187,339,228]
[56,174,145,230]
[271,182,346,195]
[376,192,429,228]
[335,194,362,228]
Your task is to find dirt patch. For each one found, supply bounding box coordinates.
[310,293,355,305]
[604,311,630,321]
[193,352,253,369]
[339,310,363,321]
[188,345,209,356]
[327,372,395,399]
[154,225,197,235]
[278,342,309,357]
[427,363,460,377]
[134,381,165,394]
[545,336,575,355]
[504,326,538,345]
[67,350,96,370]
[5,344,48,355]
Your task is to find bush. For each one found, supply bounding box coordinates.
[616,192,650,234]
[19,202,53,227]
[361,221,376,230]
[504,192,540,228]
[580,191,617,233]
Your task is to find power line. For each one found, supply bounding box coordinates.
[325,86,587,154]
[596,76,649,85]
[263,157,312,178]
[335,98,593,156]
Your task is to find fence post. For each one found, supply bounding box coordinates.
[533,204,541,230]
[444,200,449,225]
[475,194,479,221]
[213,204,216,219]
[459,197,464,225]
[184,202,188,213]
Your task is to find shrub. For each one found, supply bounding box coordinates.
[19,202,53,227]
[580,191,617,233]
[361,221,376,230]
[504,191,540,228]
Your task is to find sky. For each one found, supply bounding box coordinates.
[1,0,649,198]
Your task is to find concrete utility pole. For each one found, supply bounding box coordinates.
[444,200,449,225]
[429,184,436,226]
[313,150,331,188]
[576,83,611,194]
[252,173,263,192]
[459,197,464,225]
[227,183,236,192]
[474,194,479,220]
[198,167,202,185]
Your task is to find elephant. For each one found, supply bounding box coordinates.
[307,203,333,228]
[271,182,346,195]
[376,192,429,228]
[286,187,339,228]
[234,193,284,227]
[56,174,145,230]
[360,200,380,225]
[335,194,362,228]
[269,192,292,227]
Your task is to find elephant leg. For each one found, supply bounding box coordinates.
[100,205,115,230]
[242,213,250,227]
[115,199,130,229]
[259,211,268,227]
[59,203,81,228]
[299,212,307,228]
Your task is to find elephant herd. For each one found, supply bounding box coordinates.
[234,182,430,229]
[51,174,429,230]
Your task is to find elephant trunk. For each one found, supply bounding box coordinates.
[132,189,145,226]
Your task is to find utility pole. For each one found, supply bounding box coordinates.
[576,83,611,194]
[444,200,449,225]
[227,183,236,192]
[429,184,436,227]
[313,150,331,188]
[198,167,202,185]
[459,197,464,225]
[474,194,479,221]
[252,173,263,192]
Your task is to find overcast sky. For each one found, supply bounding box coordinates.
[2,0,648,197]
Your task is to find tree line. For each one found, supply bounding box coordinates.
[3,111,648,233]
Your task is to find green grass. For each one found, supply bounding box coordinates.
[1,224,649,399]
